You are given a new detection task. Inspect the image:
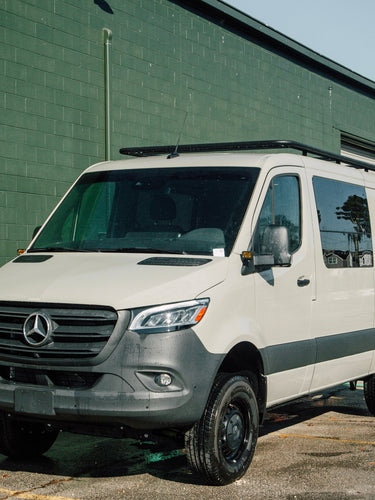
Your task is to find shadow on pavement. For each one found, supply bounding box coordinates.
[0,385,371,486]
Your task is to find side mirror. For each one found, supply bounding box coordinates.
[260,225,291,267]
[241,225,292,271]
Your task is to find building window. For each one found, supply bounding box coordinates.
[312,176,373,268]
[327,255,338,266]
[341,135,375,166]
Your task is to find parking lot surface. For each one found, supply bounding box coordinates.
[1,384,374,499]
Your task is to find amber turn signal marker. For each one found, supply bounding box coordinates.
[17,249,26,255]
[194,306,207,323]
[241,251,252,260]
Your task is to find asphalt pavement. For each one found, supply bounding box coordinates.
[0,383,374,499]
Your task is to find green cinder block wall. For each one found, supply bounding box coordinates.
[1,0,375,265]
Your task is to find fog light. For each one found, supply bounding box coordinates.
[155,373,172,387]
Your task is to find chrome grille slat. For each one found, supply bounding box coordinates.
[0,303,118,361]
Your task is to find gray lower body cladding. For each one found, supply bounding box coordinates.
[0,326,223,430]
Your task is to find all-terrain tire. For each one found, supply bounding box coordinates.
[364,375,375,416]
[185,373,259,485]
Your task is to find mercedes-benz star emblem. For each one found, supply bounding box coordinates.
[23,312,53,347]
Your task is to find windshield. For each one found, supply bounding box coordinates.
[30,166,259,256]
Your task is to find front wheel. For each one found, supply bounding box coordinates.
[0,412,59,459]
[185,373,259,485]
[364,375,375,416]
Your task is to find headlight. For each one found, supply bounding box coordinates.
[129,299,209,333]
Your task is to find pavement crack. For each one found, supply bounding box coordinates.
[1,477,77,500]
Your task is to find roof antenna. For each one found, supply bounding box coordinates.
[167,111,188,159]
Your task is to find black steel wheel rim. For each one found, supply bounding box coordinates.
[220,397,252,462]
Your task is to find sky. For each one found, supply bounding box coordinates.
[223,0,375,82]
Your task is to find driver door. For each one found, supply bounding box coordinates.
[251,167,316,406]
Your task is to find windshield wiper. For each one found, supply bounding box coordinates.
[99,247,186,255]
[29,246,187,255]
[28,247,90,253]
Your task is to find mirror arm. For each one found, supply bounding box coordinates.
[241,251,255,275]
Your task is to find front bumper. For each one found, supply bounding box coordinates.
[0,325,223,430]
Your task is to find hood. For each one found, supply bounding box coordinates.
[0,253,228,310]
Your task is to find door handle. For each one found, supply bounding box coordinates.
[297,277,310,287]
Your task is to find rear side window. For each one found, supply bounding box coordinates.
[312,176,373,268]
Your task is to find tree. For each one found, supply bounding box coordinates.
[336,195,370,265]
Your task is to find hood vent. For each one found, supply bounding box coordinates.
[13,255,53,263]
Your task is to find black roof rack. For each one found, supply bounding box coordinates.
[119,139,375,173]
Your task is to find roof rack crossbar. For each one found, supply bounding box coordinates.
[119,140,375,173]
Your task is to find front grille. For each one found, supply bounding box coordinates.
[0,366,101,389]
[0,303,118,361]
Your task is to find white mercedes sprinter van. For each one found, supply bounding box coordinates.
[0,140,374,485]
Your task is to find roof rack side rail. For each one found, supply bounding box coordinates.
[119,140,375,173]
